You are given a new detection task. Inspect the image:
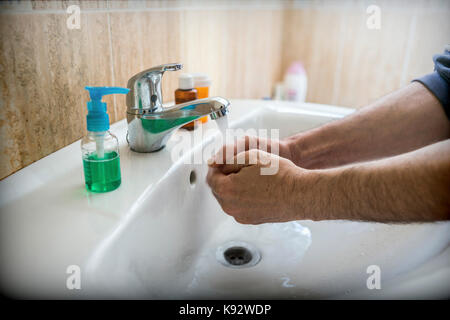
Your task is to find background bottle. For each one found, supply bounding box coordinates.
[176,74,198,130]
[192,73,212,124]
[284,61,308,102]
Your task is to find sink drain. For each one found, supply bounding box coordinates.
[216,241,261,268]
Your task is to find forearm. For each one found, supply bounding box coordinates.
[299,140,450,223]
[286,82,450,169]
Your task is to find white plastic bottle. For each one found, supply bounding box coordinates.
[283,62,308,102]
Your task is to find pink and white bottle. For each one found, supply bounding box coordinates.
[284,62,308,102]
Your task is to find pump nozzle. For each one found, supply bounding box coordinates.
[84,86,129,158]
[85,86,130,101]
[85,86,130,132]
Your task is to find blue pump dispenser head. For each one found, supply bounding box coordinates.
[85,86,130,132]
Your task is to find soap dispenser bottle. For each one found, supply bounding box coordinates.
[82,86,129,193]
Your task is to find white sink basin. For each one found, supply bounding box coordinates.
[1,100,449,299]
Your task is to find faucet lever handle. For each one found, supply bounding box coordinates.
[148,63,182,74]
[126,63,183,113]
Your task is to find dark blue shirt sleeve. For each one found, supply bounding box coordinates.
[413,47,450,119]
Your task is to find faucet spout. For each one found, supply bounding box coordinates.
[145,97,229,120]
[126,97,230,152]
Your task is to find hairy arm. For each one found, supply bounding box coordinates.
[300,140,450,222]
[287,82,450,169]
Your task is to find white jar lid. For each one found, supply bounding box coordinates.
[191,73,212,87]
[178,73,194,90]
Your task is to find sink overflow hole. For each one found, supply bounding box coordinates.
[189,170,196,186]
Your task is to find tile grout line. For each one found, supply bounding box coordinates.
[330,8,348,106]
[291,1,446,14]
[0,4,288,15]
[106,11,118,122]
[1,3,445,15]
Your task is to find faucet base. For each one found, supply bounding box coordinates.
[126,115,176,152]
[128,143,166,153]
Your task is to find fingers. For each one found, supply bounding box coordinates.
[208,136,261,167]
[218,149,276,174]
[220,149,258,174]
[220,151,250,174]
[206,166,231,197]
[206,167,241,221]
[206,167,237,218]
[207,159,273,225]
[207,143,236,167]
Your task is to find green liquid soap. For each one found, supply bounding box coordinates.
[83,151,121,193]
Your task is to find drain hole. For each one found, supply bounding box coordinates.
[224,247,252,266]
[216,241,261,268]
[189,170,196,186]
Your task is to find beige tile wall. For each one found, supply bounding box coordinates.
[0,0,448,179]
[283,0,450,107]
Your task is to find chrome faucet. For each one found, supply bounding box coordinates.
[126,63,230,152]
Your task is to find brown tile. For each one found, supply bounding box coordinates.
[0,14,50,179]
[31,0,108,10]
[0,0,33,12]
[282,6,347,105]
[0,12,113,179]
[333,1,414,107]
[143,0,247,9]
[108,10,182,112]
[178,9,284,100]
[403,2,450,84]
[108,0,146,9]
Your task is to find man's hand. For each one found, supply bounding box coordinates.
[206,149,308,224]
[207,140,450,224]
[207,135,293,167]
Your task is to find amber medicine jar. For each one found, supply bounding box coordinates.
[176,74,198,130]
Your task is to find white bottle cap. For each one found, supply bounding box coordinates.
[191,73,212,88]
[178,73,194,90]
